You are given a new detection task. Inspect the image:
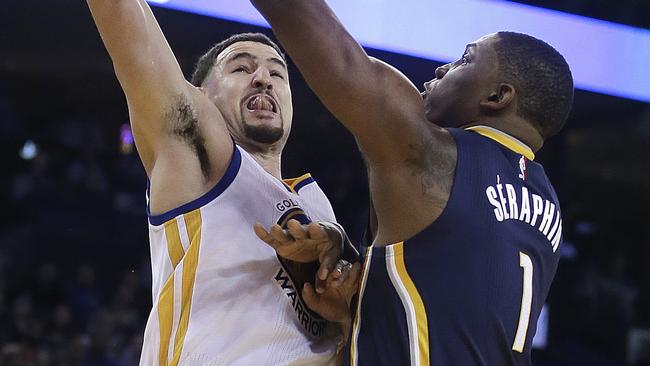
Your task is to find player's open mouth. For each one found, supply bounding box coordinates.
[245,94,278,114]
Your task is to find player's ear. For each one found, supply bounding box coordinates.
[480,83,515,111]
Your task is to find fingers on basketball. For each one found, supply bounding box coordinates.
[302,282,319,309]
[270,224,292,243]
[307,222,328,240]
[286,219,308,240]
[316,249,338,286]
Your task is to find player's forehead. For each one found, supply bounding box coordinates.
[216,41,286,68]
[468,33,500,54]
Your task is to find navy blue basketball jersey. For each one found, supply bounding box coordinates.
[350,126,562,366]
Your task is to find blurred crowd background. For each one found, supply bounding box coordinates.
[1,0,649,365]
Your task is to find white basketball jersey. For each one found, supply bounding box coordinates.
[141,145,339,366]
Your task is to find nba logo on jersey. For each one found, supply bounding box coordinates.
[518,155,527,180]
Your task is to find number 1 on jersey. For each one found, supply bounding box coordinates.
[512,252,533,353]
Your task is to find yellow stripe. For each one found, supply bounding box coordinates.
[158,219,186,366]
[393,243,429,365]
[170,209,202,366]
[282,173,312,193]
[157,276,174,366]
[465,125,535,160]
[350,246,373,366]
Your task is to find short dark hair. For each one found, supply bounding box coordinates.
[190,33,286,87]
[493,31,574,139]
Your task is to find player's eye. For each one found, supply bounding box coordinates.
[270,71,285,79]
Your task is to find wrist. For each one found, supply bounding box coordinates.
[317,221,360,263]
[317,221,345,250]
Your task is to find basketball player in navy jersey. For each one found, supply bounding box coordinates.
[250,1,574,365]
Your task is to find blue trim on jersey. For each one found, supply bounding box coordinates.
[293,176,315,193]
[277,207,312,227]
[147,144,242,226]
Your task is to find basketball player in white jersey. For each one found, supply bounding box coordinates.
[87,0,351,364]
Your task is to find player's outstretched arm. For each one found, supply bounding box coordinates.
[250,0,434,166]
[251,0,456,244]
[86,0,228,174]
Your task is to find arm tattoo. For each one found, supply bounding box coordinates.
[167,95,211,179]
[404,133,455,209]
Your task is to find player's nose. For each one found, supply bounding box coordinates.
[252,69,273,91]
[435,64,449,80]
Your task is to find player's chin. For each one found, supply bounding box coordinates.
[424,109,443,126]
[424,107,455,128]
[243,124,284,145]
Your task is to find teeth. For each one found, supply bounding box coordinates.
[248,96,261,110]
[247,95,274,112]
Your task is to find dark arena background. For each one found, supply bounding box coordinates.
[1,0,649,365]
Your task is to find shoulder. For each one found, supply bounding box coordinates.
[370,125,459,244]
[402,126,457,207]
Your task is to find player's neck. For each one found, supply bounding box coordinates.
[234,138,284,179]
[250,150,283,180]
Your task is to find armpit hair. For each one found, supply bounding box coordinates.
[167,95,211,179]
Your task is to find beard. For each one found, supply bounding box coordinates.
[243,121,284,144]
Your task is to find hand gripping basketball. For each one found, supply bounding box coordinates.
[302,259,361,324]
[254,219,343,292]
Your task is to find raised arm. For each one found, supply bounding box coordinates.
[250,0,429,164]
[251,0,457,243]
[87,0,229,174]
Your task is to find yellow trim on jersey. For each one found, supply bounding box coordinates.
[170,209,202,365]
[350,245,374,366]
[158,220,186,366]
[158,276,175,366]
[283,173,312,193]
[387,243,430,366]
[465,125,535,160]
